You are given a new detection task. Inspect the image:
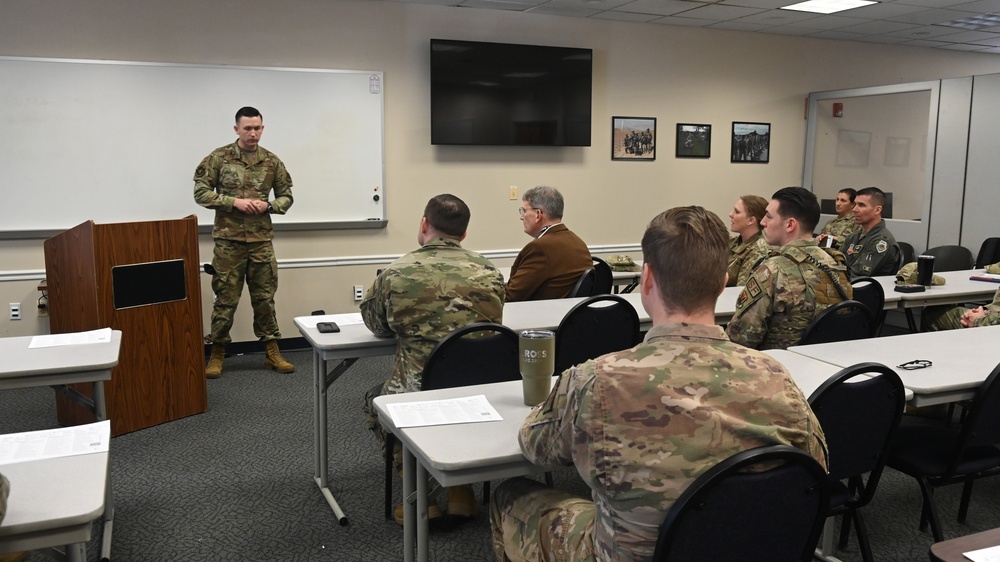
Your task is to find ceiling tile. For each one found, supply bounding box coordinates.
[949,0,1000,12]
[934,28,1000,40]
[592,9,668,19]
[675,3,769,20]
[846,2,929,18]
[527,5,605,15]
[839,19,924,32]
[736,8,824,23]
[886,23,969,36]
[759,24,827,32]
[612,0,710,15]
[650,14,725,25]
[939,41,993,48]
[708,19,774,28]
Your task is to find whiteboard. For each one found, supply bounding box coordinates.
[0,57,386,238]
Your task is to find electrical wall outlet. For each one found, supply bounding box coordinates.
[354,285,364,302]
[509,186,518,200]
[9,303,21,321]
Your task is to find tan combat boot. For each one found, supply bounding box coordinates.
[205,344,225,379]
[264,340,295,373]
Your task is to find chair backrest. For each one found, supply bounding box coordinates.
[799,300,876,345]
[591,257,614,295]
[567,268,596,298]
[922,244,974,272]
[946,361,1000,469]
[652,445,829,562]
[975,237,1000,269]
[554,295,640,375]
[850,277,885,319]
[421,322,520,390]
[897,242,916,269]
[808,362,904,507]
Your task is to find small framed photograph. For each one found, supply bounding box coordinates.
[731,122,770,163]
[612,117,656,161]
[676,124,711,158]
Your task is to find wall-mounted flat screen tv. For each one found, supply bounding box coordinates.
[430,39,593,146]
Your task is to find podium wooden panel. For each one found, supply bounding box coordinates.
[44,216,207,435]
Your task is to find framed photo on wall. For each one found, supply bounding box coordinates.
[612,117,656,161]
[676,123,711,158]
[731,122,770,163]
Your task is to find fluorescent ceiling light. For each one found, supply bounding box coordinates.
[781,0,875,14]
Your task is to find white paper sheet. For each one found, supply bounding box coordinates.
[387,395,503,428]
[298,313,365,329]
[966,545,1000,561]
[0,420,111,465]
[28,327,112,348]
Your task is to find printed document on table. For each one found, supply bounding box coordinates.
[298,313,365,328]
[966,545,1000,562]
[29,327,112,348]
[0,420,111,465]
[387,395,503,428]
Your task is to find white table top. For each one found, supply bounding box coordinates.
[788,324,1000,406]
[891,269,998,308]
[295,287,744,355]
[0,330,122,390]
[371,348,862,484]
[373,380,549,487]
[764,349,913,401]
[0,451,108,552]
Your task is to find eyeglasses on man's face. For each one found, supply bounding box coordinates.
[519,207,540,217]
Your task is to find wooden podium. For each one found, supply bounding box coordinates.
[44,216,208,435]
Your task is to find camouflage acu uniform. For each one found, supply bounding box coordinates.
[923,286,1000,331]
[842,219,900,278]
[0,471,8,524]
[360,238,505,460]
[490,322,828,562]
[194,142,293,344]
[726,238,852,350]
[727,232,770,287]
[820,211,859,246]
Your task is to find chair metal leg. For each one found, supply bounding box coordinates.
[838,511,852,550]
[483,480,491,505]
[915,477,944,542]
[385,433,397,519]
[958,477,975,522]
[852,508,874,562]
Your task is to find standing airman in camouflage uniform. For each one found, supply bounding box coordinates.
[817,188,860,248]
[727,194,770,286]
[841,187,900,278]
[194,106,294,378]
[361,194,505,524]
[727,187,852,350]
[490,206,828,562]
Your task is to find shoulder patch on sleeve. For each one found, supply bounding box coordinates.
[195,164,206,178]
[876,240,888,253]
[736,276,763,309]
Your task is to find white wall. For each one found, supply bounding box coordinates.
[3,0,1000,339]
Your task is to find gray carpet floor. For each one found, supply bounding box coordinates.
[2,348,999,561]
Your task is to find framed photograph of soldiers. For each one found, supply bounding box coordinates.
[612,117,656,161]
[731,121,771,163]
[676,123,712,158]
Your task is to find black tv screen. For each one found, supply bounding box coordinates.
[430,39,593,146]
